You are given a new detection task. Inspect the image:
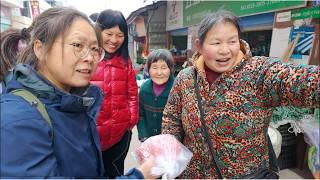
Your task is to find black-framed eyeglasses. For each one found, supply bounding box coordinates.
[69,43,105,62]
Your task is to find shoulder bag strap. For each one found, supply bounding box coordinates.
[12,89,53,139]
[193,70,223,178]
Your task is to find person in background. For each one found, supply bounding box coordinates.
[0,28,29,93]
[182,59,193,69]
[89,12,99,23]
[182,49,194,69]
[90,9,139,178]
[143,62,150,79]
[137,49,175,142]
[0,7,158,179]
[162,10,319,179]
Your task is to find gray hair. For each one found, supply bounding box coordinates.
[146,49,174,75]
[198,10,241,45]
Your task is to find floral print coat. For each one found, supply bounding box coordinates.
[161,41,319,178]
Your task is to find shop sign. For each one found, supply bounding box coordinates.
[183,0,306,26]
[276,11,291,23]
[290,26,314,57]
[288,25,314,65]
[166,1,183,31]
[292,6,320,20]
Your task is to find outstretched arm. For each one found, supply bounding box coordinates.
[258,58,319,108]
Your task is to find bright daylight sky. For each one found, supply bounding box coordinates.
[65,0,154,18]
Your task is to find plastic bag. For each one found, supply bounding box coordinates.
[297,115,319,150]
[134,134,193,179]
[268,126,282,158]
[297,115,320,178]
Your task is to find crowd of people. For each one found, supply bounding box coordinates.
[0,6,319,179]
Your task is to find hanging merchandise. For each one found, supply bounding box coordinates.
[270,106,314,133]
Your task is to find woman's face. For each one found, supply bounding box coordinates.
[198,22,240,73]
[101,25,125,54]
[149,59,171,85]
[38,18,100,92]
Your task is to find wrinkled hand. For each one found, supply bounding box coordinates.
[137,155,162,179]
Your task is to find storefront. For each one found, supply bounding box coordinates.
[166,1,188,75]
[128,16,147,64]
[270,5,319,65]
[183,1,306,56]
[166,1,308,73]
[127,1,167,65]
[168,28,188,75]
[239,12,275,56]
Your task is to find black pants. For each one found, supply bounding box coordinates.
[102,130,132,178]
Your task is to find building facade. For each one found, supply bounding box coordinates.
[127,1,319,72]
[127,1,167,65]
[0,0,60,32]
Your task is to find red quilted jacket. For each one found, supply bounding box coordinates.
[90,55,138,150]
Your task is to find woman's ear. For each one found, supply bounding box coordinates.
[33,40,45,61]
[195,39,202,54]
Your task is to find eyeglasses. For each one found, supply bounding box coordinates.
[69,43,105,62]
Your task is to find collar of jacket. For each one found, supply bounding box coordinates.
[6,63,104,115]
[101,55,128,68]
[104,51,116,59]
[142,75,175,95]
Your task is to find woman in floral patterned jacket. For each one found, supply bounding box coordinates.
[161,10,319,179]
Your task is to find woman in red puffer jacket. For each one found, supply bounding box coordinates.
[90,9,138,178]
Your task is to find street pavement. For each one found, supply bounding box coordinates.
[124,126,140,172]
